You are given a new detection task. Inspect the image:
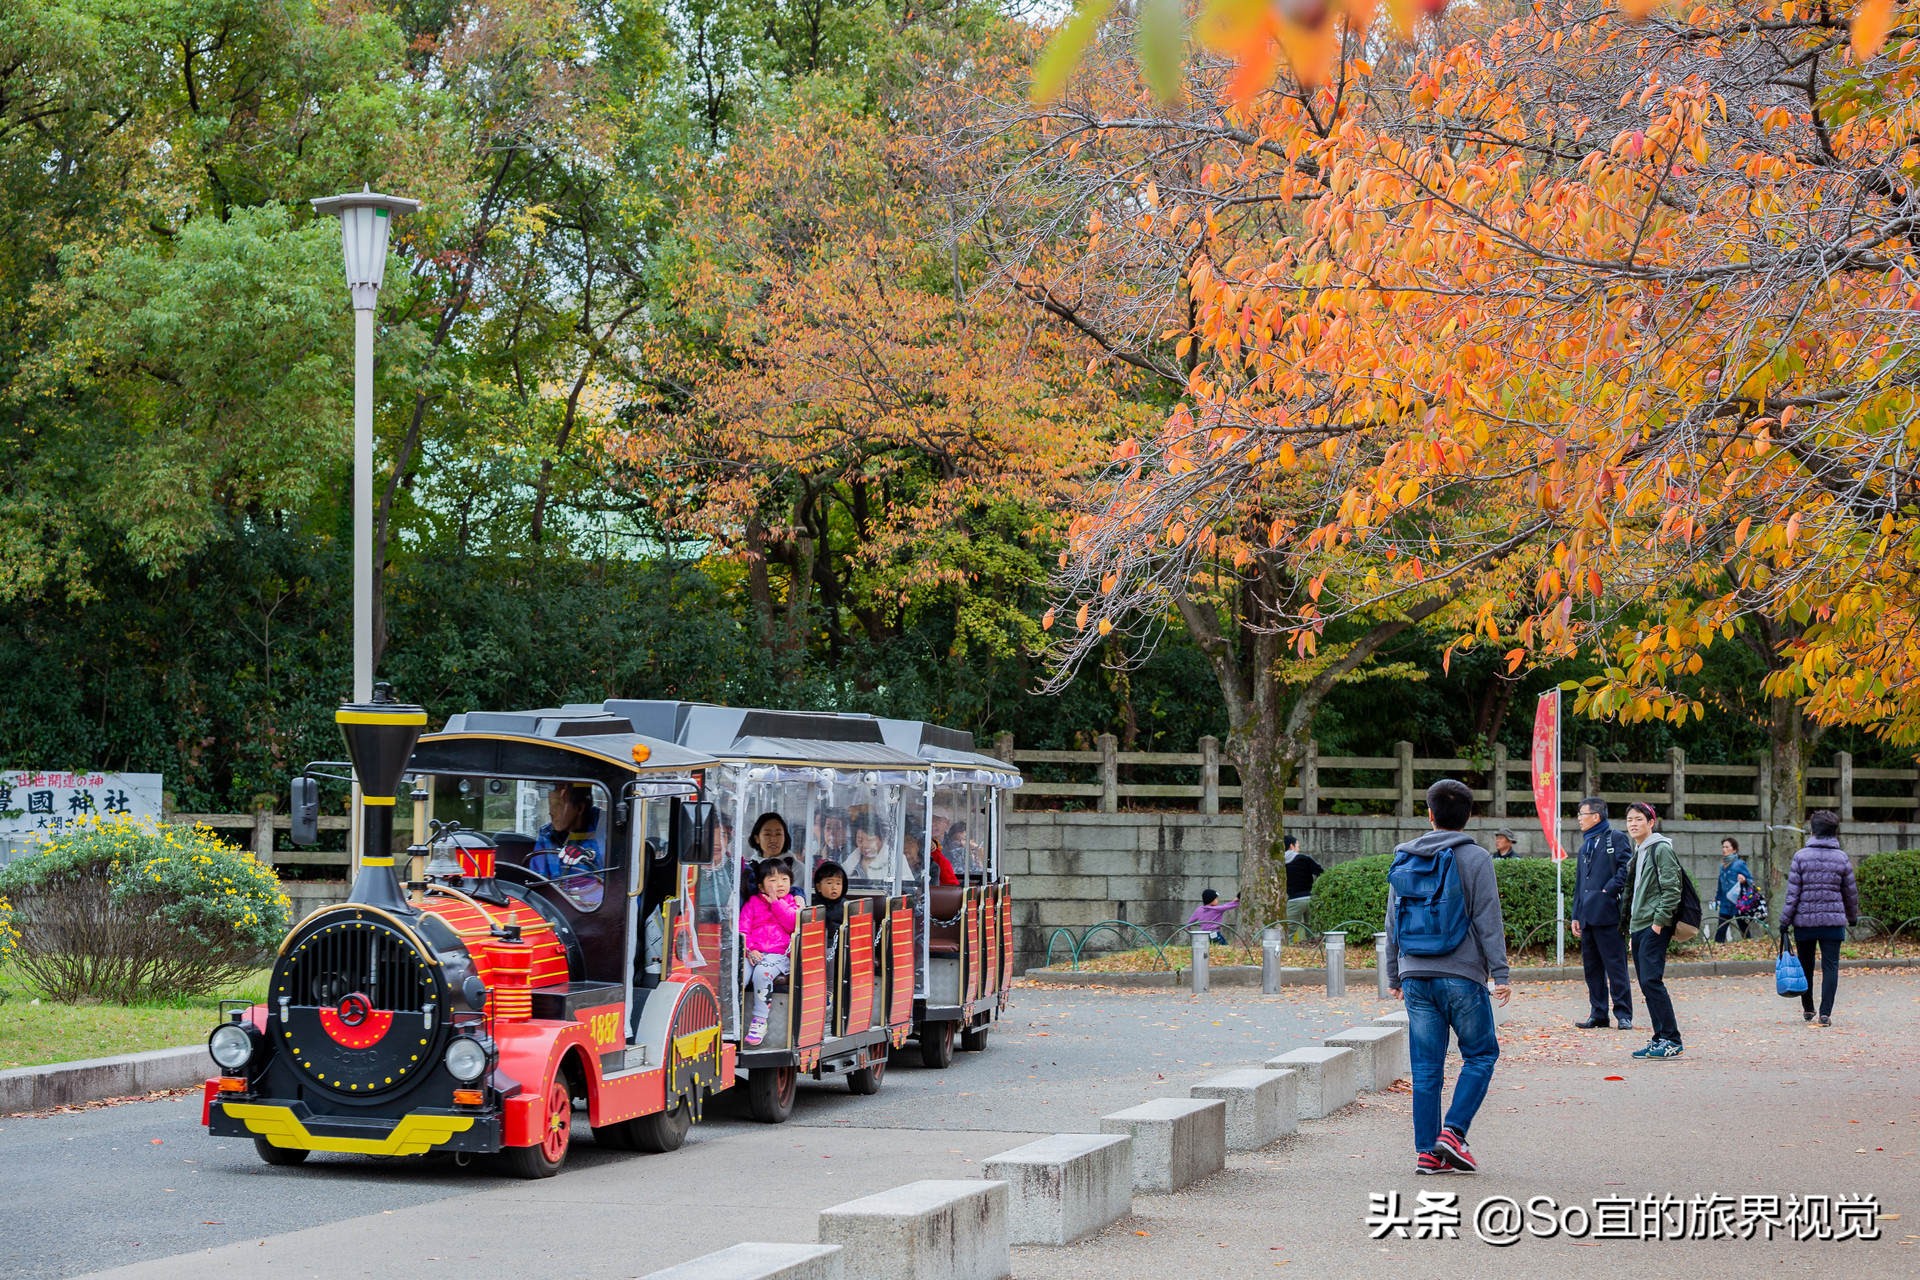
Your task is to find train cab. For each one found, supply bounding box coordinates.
[203,697,735,1178]
[604,700,925,1122]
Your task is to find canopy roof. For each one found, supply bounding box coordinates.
[602,701,927,770]
[414,707,714,782]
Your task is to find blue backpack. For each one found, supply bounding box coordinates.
[1388,843,1472,956]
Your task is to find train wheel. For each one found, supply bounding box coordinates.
[629,1094,694,1153]
[746,1065,797,1123]
[591,1118,636,1151]
[918,1020,956,1070]
[847,1052,887,1096]
[253,1139,309,1167]
[505,1077,572,1179]
[960,1023,989,1053]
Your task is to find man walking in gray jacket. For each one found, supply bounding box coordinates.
[1386,778,1511,1175]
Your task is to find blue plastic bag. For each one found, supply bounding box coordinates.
[1776,941,1809,998]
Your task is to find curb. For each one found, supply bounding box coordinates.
[1022,955,1920,988]
[1,1045,208,1116]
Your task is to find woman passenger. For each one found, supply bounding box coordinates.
[742,812,791,899]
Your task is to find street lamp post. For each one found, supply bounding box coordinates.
[311,187,420,876]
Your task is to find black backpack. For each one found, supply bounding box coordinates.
[1672,864,1703,941]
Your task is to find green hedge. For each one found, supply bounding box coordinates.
[1857,849,1920,934]
[1306,849,1565,951]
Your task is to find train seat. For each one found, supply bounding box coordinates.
[927,886,965,957]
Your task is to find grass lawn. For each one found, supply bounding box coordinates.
[0,962,269,1071]
[1065,933,1920,974]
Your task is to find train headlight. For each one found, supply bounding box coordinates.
[208,1023,257,1071]
[445,1035,489,1082]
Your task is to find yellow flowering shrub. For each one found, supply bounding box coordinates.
[0,815,292,1002]
[0,893,18,959]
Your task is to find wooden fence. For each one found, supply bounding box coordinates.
[991,734,1920,822]
[163,736,1920,858]
[164,804,349,868]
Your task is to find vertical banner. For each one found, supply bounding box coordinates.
[1531,690,1565,861]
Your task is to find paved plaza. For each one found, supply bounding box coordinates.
[2,972,1915,1278]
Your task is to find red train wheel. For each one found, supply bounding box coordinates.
[504,1076,572,1179]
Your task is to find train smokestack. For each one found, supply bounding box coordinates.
[337,682,428,915]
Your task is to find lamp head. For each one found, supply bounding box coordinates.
[310,187,421,310]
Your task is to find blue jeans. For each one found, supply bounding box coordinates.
[1403,976,1500,1153]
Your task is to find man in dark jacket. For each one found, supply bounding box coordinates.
[1570,796,1634,1030]
[1386,779,1510,1176]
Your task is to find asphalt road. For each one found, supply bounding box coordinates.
[1,983,1367,1279]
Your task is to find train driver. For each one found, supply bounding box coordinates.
[532,783,605,908]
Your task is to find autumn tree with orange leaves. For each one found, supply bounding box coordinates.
[940,10,1552,911]
[620,77,1149,674]
[972,0,1920,895]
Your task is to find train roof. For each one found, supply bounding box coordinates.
[872,717,1021,785]
[416,707,715,777]
[601,700,927,770]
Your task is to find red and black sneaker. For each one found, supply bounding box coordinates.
[1415,1150,1453,1175]
[1434,1127,1478,1172]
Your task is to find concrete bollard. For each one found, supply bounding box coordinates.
[1190,1068,1297,1150]
[641,1244,845,1280]
[1323,931,1346,996]
[1262,926,1283,994]
[1375,932,1391,998]
[1263,1046,1358,1119]
[1323,1025,1411,1092]
[818,1180,1010,1280]
[1188,928,1210,994]
[1099,1097,1227,1193]
[981,1133,1133,1245]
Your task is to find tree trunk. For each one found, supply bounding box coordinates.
[1763,692,1808,898]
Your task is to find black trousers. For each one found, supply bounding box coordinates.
[1580,923,1633,1023]
[1632,927,1681,1046]
[1796,930,1844,1017]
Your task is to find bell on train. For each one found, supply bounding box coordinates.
[337,681,428,915]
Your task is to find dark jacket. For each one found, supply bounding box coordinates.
[1572,820,1633,927]
[1384,830,1510,987]
[1284,851,1325,899]
[1779,837,1859,930]
[1716,856,1755,914]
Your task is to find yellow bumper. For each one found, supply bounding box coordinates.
[223,1103,477,1157]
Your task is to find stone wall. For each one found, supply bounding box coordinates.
[1005,811,1920,968]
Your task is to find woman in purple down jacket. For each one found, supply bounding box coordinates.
[1778,809,1861,1027]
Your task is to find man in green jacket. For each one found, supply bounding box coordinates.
[1624,801,1684,1059]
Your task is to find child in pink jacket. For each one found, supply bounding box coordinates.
[740,858,802,1045]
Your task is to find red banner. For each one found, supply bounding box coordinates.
[1532,690,1565,861]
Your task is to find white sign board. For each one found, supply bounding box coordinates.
[1,770,164,841]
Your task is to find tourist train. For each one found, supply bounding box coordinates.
[200,688,1018,1177]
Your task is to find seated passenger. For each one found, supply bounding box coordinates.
[846,817,892,880]
[743,811,791,900]
[904,827,960,888]
[813,860,849,1017]
[814,807,852,866]
[740,857,801,1046]
[531,783,604,909]
[942,821,985,878]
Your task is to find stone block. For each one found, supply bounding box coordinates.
[1189,1068,1296,1150]
[1323,1026,1410,1091]
[817,1180,1009,1280]
[981,1133,1132,1245]
[1099,1097,1226,1193]
[1373,1009,1410,1030]
[642,1244,843,1280]
[1012,874,1114,901]
[1262,1046,1357,1119]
